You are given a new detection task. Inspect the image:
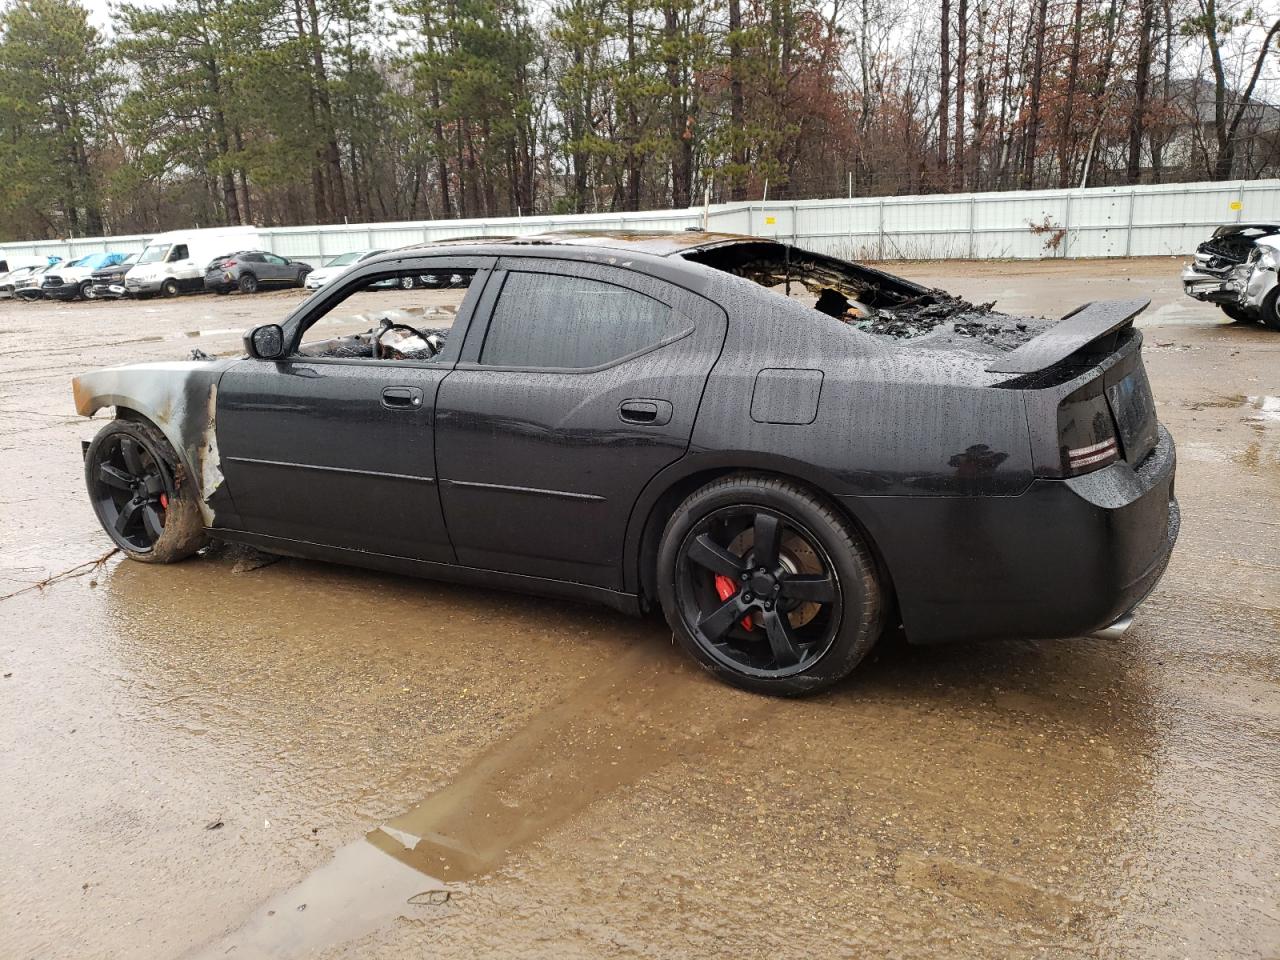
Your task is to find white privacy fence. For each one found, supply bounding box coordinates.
[3,178,1277,266]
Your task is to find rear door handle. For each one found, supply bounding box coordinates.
[381,386,424,409]
[619,398,672,426]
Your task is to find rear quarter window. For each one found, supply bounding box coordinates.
[480,271,676,369]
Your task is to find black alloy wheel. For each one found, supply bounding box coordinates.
[238,274,258,294]
[84,420,208,562]
[89,432,172,553]
[658,474,884,695]
[673,505,843,679]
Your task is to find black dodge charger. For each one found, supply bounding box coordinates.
[72,231,1178,695]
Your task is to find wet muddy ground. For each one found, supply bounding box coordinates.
[1,257,1277,959]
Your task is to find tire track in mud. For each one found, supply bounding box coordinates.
[185,642,762,959]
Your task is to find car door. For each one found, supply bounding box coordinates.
[434,257,727,589]
[262,253,292,284]
[213,256,494,562]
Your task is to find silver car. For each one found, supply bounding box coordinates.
[1181,223,1280,329]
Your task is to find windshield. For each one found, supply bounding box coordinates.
[136,243,170,265]
[326,251,365,267]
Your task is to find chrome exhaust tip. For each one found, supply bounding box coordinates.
[1091,612,1134,641]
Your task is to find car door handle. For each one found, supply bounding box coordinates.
[381,386,424,409]
[619,399,672,426]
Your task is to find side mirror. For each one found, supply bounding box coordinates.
[245,324,285,360]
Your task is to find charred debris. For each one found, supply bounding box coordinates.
[684,241,1051,351]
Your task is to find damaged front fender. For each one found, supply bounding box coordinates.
[72,360,235,526]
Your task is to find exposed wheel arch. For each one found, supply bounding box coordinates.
[631,462,899,627]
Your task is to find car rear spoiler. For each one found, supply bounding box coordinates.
[985,299,1150,374]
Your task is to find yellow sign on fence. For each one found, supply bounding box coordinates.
[764,216,776,225]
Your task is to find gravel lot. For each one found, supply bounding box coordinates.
[1,257,1277,959]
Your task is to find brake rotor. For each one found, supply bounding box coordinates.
[722,528,823,630]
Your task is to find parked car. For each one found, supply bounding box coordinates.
[204,250,312,293]
[0,263,46,298]
[13,262,60,300]
[0,255,56,277]
[126,227,262,297]
[1181,223,1280,329]
[43,252,131,301]
[89,252,141,299]
[304,249,385,290]
[72,231,1178,696]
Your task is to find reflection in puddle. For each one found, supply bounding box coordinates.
[1245,395,1280,423]
[188,643,755,958]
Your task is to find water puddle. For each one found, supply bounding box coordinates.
[1245,395,1280,424]
[186,642,758,958]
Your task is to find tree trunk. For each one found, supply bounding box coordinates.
[953,0,967,188]
[665,3,692,208]
[1057,0,1083,187]
[728,0,746,201]
[306,0,348,220]
[1127,0,1155,183]
[1022,0,1048,188]
[938,0,950,172]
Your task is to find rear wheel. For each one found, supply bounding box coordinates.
[84,419,207,563]
[1262,289,1280,332]
[238,273,258,294]
[657,474,884,696]
[399,275,417,290]
[160,278,180,298]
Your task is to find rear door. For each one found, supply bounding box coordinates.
[262,253,293,284]
[434,257,727,589]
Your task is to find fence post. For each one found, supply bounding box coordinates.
[968,195,976,259]
[877,199,885,260]
[1124,188,1136,258]
[1062,190,1073,259]
[1236,181,1246,222]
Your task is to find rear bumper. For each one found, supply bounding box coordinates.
[845,424,1179,645]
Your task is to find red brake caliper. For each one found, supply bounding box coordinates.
[713,574,755,631]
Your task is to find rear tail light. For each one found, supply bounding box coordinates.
[1057,381,1122,477]
[220,259,237,268]
[1065,436,1120,473]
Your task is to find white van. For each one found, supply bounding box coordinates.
[125,227,262,297]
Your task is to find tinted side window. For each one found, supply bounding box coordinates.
[480,271,675,369]
[169,244,189,261]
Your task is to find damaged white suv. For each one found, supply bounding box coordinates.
[1181,223,1280,329]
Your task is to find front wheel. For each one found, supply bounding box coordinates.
[84,419,207,563]
[399,275,417,290]
[1262,289,1280,332]
[79,280,94,300]
[160,279,180,298]
[657,474,884,696]
[1219,303,1255,323]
